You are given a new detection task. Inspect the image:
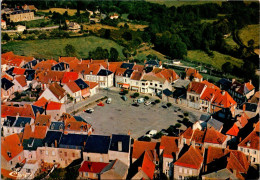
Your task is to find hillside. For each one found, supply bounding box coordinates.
[146,0,222,7]
[238,24,259,48]
[2,36,125,60]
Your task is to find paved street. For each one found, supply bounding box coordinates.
[78,89,205,139]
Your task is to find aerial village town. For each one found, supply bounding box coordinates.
[1,1,260,180]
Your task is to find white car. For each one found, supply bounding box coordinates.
[106,98,112,104]
[137,98,144,104]
[144,101,151,106]
[146,130,157,138]
[85,108,94,113]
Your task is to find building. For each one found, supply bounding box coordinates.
[38,82,67,103]
[185,68,203,82]
[187,82,206,110]
[13,75,28,92]
[1,19,6,29]
[9,10,34,22]
[78,161,109,179]
[1,78,14,101]
[100,159,128,179]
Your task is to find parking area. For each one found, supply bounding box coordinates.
[78,90,204,139]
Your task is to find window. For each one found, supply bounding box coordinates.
[189,169,192,175]
[150,83,152,85]
[136,82,138,85]
[72,153,75,157]
[184,168,187,174]
[87,156,90,161]
[160,85,162,88]
[85,172,88,177]
[240,147,243,151]
[155,84,157,87]
[64,152,67,157]
[248,149,250,153]
[179,167,182,173]
[254,150,257,154]
[45,151,48,156]
[100,157,103,162]
[40,150,43,154]
[52,151,55,156]
[253,157,256,162]
[179,176,182,180]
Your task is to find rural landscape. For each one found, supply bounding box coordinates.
[1,0,259,180]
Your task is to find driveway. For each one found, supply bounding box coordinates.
[78,89,204,139]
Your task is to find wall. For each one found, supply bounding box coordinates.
[83,152,109,163]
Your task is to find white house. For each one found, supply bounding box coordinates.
[38,82,67,103]
[13,75,28,92]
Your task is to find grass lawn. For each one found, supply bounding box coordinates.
[117,22,148,31]
[200,19,218,24]
[187,50,243,70]
[225,36,239,48]
[19,19,56,28]
[134,48,166,61]
[238,24,259,48]
[146,0,222,7]
[2,36,125,60]
[82,24,119,32]
[39,8,85,16]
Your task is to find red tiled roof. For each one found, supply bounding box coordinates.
[115,68,126,76]
[191,129,205,144]
[79,161,109,173]
[59,57,80,64]
[1,104,35,119]
[157,69,179,82]
[13,67,26,75]
[238,130,259,150]
[132,141,157,160]
[130,71,143,81]
[182,127,193,139]
[211,90,236,108]
[174,146,203,169]
[85,81,99,89]
[65,81,81,93]
[7,58,24,67]
[254,121,259,132]
[204,127,227,144]
[35,114,51,127]
[1,168,17,179]
[187,82,206,94]
[244,82,255,92]
[201,80,220,90]
[206,146,225,164]
[34,61,57,71]
[1,19,6,22]
[141,151,155,179]
[226,124,239,137]
[61,72,79,84]
[108,62,123,73]
[33,97,48,108]
[15,75,27,87]
[48,82,66,100]
[186,68,203,79]
[91,60,106,64]
[133,64,144,72]
[46,101,62,110]
[2,74,13,81]
[1,51,15,60]
[1,134,23,162]
[35,71,65,84]
[160,136,179,158]
[23,124,47,140]
[62,113,92,132]
[200,87,217,101]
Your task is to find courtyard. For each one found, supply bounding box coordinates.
[78,89,205,139]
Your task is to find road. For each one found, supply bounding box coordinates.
[77,89,204,139]
[2,26,59,33]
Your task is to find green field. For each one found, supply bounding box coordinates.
[146,0,222,7]
[2,36,125,60]
[18,19,56,28]
[186,50,243,70]
[238,24,259,48]
[225,36,239,48]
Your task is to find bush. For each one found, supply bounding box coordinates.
[144,96,149,100]
[38,33,47,39]
[134,92,139,97]
[183,112,189,116]
[167,102,172,107]
[175,123,181,128]
[155,99,160,104]
[123,89,129,94]
[153,132,163,139]
[140,136,151,142]
[183,117,189,123]
[23,29,28,34]
[2,33,10,41]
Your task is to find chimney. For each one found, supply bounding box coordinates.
[55,140,58,148]
[159,61,162,66]
[222,91,225,96]
[118,141,122,152]
[249,80,252,85]
[144,59,147,64]
[16,113,19,120]
[191,140,195,148]
[243,104,246,112]
[232,79,236,83]
[90,59,93,63]
[233,169,237,176]
[31,124,35,132]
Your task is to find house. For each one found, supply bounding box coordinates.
[160,136,183,178]
[60,113,93,135]
[129,70,144,92]
[185,68,203,82]
[18,160,39,179]
[49,121,64,132]
[109,12,119,19]
[34,114,51,127]
[115,68,127,88]
[33,60,57,72]
[97,69,114,88]
[6,58,25,68]
[225,123,239,142]
[83,135,111,163]
[236,102,259,119]
[78,161,109,179]
[51,62,69,72]
[227,79,255,105]
[16,25,26,32]
[13,75,28,92]
[3,116,32,137]
[202,146,250,180]
[63,81,82,102]
[59,56,80,64]
[36,131,62,165]
[145,59,162,69]
[174,145,204,180]
[235,111,249,129]
[127,151,156,180]
[108,134,131,166]
[100,159,128,179]
[74,79,90,98]
[238,129,259,164]
[85,81,99,96]
[38,82,67,103]
[66,20,81,32]
[1,133,25,171]
[132,140,158,164]
[59,133,88,167]
[22,4,38,11]
[61,72,79,84]
[1,78,14,101]
[35,70,65,90]
[8,10,34,22]
[248,90,259,104]
[1,19,6,29]
[45,101,66,121]
[187,82,206,110]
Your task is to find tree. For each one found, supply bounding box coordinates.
[64,44,77,57]
[155,99,160,104]
[167,102,172,107]
[104,29,111,39]
[144,96,149,100]
[175,123,181,128]
[134,92,139,97]
[122,31,132,41]
[222,62,233,74]
[2,33,10,41]
[109,48,119,62]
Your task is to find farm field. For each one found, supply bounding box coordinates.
[238,24,259,48]
[2,36,125,60]
[187,50,243,70]
[117,22,148,31]
[225,36,239,48]
[38,8,85,16]
[146,0,222,7]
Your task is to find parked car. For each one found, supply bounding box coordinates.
[162,105,168,109]
[146,130,157,138]
[137,98,144,104]
[121,95,127,101]
[132,103,139,107]
[161,129,169,136]
[144,101,151,106]
[106,98,112,104]
[85,108,94,113]
[97,102,105,106]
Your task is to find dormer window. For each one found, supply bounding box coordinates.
[36,122,40,126]
[59,124,63,130]
[51,124,55,130]
[67,124,70,129]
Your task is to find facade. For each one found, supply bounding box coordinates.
[9,10,34,22]
[38,83,67,103]
[1,19,6,29]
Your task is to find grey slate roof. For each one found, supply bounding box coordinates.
[172,79,190,89]
[109,134,130,153]
[207,118,224,131]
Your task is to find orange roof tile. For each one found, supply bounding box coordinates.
[200,87,217,101]
[206,146,225,164]
[61,113,92,132]
[191,129,205,144]
[238,130,259,150]
[65,81,81,93]
[13,67,26,75]
[245,82,255,92]
[115,68,127,76]
[211,90,236,108]
[48,82,66,100]
[1,51,15,60]
[7,58,24,67]
[130,71,143,81]
[59,57,80,63]
[46,101,62,110]
[2,74,13,81]
[85,81,99,89]
[34,61,57,71]
[23,124,47,140]
[174,146,203,169]
[201,80,220,90]
[91,60,106,64]
[160,136,179,158]
[35,71,65,84]
[15,75,27,87]
[186,68,203,79]
[226,124,239,137]
[35,114,51,127]
[1,134,23,162]
[1,168,17,179]
[62,72,79,84]
[204,127,227,144]
[141,151,155,180]
[133,64,144,72]
[187,82,206,94]
[132,141,157,160]
[157,69,179,82]
[182,127,193,139]
[108,62,123,73]
[1,104,35,119]
[33,97,48,108]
